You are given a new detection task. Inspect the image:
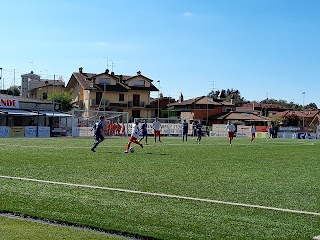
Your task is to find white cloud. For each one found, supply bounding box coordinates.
[183,12,193,17]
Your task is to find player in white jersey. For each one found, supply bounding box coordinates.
[124,121,143,153]
[152,117,162,143]
[225,121,236,146]
[250,125,256,143]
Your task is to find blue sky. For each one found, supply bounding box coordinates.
[1,0,319,106]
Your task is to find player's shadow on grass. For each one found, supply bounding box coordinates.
[100,151,170,156]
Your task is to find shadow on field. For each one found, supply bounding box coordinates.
[95,151,170,156]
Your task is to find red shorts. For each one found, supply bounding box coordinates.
[154,130,160,136]
[228,132,234,138]
[129,136,138,143]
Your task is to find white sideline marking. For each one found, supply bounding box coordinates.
[1,175,320,217]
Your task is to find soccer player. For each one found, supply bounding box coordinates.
[152,117,162,143]
[121,122,126,136]
[182,119,188,142]
[225,121,236,146]
[139,119,148,144]
[91,115,105,152]
[195,121,202,144]
[268,125,275,140]
[124,121,143,153]
[250,124,256,143]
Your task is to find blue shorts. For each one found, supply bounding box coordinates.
[95,133,105,142]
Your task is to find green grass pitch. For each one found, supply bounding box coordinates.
[0,136,319,239]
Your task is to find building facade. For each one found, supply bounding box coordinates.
[21,71,65,99]
[65,68,158,121]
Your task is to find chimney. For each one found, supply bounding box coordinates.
[137,71,141,75]
[119,75,123,82]
[111,72,114,76]
[105,69,109,74]
[79,67,83,74]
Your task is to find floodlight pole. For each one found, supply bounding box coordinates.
[157,80,160,117]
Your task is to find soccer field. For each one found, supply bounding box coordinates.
[0,137,319,240]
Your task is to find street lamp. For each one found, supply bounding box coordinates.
[302,91,305,127]
[157,80,160,117]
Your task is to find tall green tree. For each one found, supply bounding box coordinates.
[7,86,20,96]
[208,88,248,106]
[260,98,317,110]
[282,114,299,126]
[48,92,73,112]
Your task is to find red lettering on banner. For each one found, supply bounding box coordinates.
[0,98,18,108]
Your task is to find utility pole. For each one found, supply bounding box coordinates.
[0,68,2,90]
[157,80,160,117]
[207,81,216,126]
[302,92,305,128]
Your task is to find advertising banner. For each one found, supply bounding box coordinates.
[10,127,24,138]
[38,127,50,138]
[0,97,19,108]
[25,126,37,137]
[0,126,10,138]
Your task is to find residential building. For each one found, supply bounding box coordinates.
[209,111,268,125]
[21,71,65,98]
[149,96,176,118]
[29,82,65,101]
[273,110,320,130]
[65,68,158,121]
[237,102,287,117]
[169,95,236,125]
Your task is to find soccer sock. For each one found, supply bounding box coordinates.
[93,141,99,149]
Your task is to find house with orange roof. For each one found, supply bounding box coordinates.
[236,102,288,117]
[65,68,158,121]
[272,109,320,130]
[169,96,236,124]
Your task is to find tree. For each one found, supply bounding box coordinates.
[48,92,73,112]
[7,86,20,96]
[208,88,248,106]
[260,98,317,110]
[305,103,317,110]
[282,114,299,126]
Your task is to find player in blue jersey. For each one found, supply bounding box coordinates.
[139,119,148,144]
[196,121,202,144]
[182,119,188,142]
[91,115,105,152]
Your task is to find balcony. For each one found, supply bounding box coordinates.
[128,101,146,107]
[90,99,109,107]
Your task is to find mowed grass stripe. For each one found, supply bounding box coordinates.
[1,175,319,217]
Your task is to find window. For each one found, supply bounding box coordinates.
[133,80,145,86]
[119,93,124,101]
[96,92,102,105]
[43,93,47,100]
[99,78,111,85]
[133,94,140,106]
[132,110,140,118]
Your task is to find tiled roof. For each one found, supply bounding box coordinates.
[0,93,52,104]
[210,111,267,121]
[272,110,320,118]
[69,71,158,92]
[240,102,287,109]
[170,96,234,107]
